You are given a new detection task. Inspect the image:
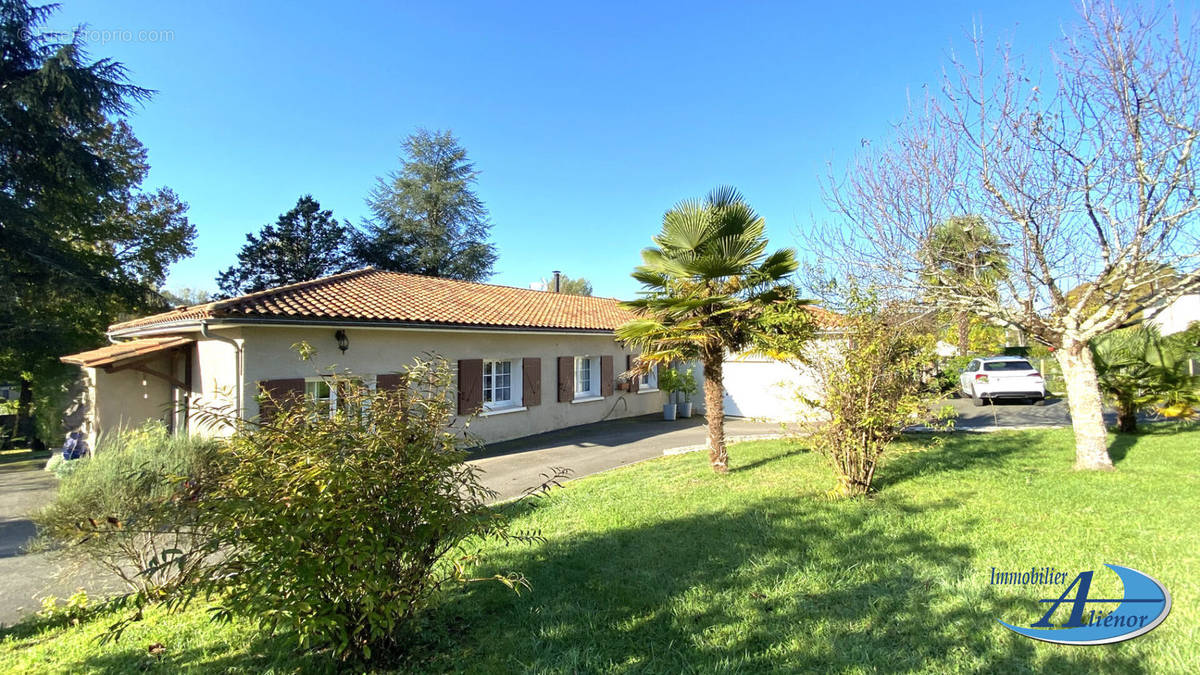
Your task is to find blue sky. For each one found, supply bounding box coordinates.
[48,1,1081,299]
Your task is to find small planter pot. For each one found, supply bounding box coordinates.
[678,401,692,418]
[662,403,677,421]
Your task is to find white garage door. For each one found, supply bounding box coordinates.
[720,354,812,421]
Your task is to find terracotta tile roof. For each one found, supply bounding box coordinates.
[109,268,636,335]
[803,305,844,330]
[61,336,193,368]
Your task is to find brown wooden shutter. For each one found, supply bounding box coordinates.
[557,356,574,402]
[522,358,541,406]
[458,359,483,415]
[258,378,306,422]
[601,355,614,397]
[375,373,405,391]
[627,355,640,393]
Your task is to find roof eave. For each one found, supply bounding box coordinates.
[109,315,621,339]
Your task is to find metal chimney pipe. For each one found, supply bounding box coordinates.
[552,270,562,293]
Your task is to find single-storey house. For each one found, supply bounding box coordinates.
[61,268,668,446]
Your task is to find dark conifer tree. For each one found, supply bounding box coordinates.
[216,196,353,297]
[351,129,497,281]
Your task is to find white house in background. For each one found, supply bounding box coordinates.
[1146,294,1200,335]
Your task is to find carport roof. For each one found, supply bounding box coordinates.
[60,336,193,369]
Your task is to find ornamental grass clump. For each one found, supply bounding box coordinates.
[33,421,222,596]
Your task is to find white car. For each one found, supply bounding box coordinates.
[959,356,1047,406]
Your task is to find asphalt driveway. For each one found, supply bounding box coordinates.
[0,458,118,627]
[942,394,1128,430]
[945,395,1072,429]
[471,414,782,502]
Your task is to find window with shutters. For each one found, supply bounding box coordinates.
[639,364,659,391]
[306,376,374,418]
[482,359,523,412]
[573,356,601,400]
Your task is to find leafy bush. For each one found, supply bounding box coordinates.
[165,351,534,661]
[34,422,222,595]
[933,354,974,393]
[800,294,951,496]
[657,367,682,397]
[38,589,92,624]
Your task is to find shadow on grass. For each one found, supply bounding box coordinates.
[77,635,337,675]
[873,433,1032,492]
[730,441,809,473]
[1108,433,1139,464]
[405,496,1145,674]
[1107,421,1195,464]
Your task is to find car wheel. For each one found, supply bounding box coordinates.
[972,387,985,407]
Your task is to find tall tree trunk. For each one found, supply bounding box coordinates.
[957,311,971,355]
[15,379,33,445]
[702,353,728,473]
[1056,338,1114,470]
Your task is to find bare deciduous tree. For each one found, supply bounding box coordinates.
[818,3,1200,470]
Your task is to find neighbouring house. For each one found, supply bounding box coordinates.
[60,268,668,446]
[1146,293,1200,336]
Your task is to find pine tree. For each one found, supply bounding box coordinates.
[351,129,497,281]
[216,196,353,297]
[0,1,194,445]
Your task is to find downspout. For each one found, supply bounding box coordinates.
[201,320,243,421]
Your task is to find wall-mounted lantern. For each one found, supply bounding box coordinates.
[335,329,349,354]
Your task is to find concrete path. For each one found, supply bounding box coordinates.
[0,458,117,627]
[471,414,782,502]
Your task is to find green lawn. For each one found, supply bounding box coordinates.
[0,447,49,474]
[2,426,1198,673]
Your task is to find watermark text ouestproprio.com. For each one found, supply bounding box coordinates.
[77,27,175,45]
[18,25,175,45]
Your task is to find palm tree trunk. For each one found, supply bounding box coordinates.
[702,353,728,473]
[1056,338,1114,470]
[957,311,970,355]
[1116,400,1138,433]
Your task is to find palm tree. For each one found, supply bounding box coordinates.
[921,216,1008,355]
[1091,323,1200,432]
[617,186,800,473]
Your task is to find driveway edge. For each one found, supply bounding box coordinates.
[661,433,788,456]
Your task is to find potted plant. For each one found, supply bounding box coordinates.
[677,367,697,418]
[657,367,680,420]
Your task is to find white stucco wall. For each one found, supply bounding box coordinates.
[84,355,174,445]
[1149,294,1200,336]
[236,325,665,444]
[188,330,242,437]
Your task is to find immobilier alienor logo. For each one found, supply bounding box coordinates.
[992,564,1171,645]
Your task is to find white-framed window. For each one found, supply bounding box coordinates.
[639,364,659,391]
[574,356,601,400]
[306,376,373,418]
[483,359,523,411]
